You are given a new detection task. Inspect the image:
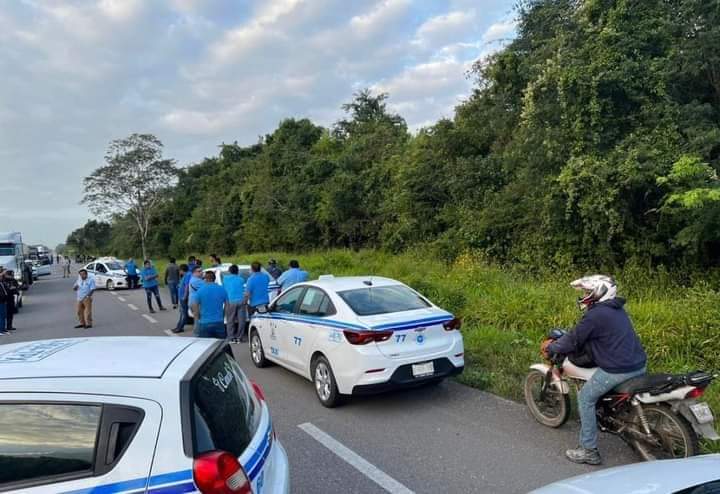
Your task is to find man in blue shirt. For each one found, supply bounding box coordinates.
[244,262,270,316]
[223,264,246,343]
[172,263,189,333]
[125,257,139,289]
[188,265,205,306]
[277,259,309,292]
[192,271,227,338]
[72,268,96,329]
[141,260,166,313]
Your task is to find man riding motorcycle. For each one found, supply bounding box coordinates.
[545,275,647,465]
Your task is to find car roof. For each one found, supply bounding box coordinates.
[303,275,401,292]
[0,337,210,380]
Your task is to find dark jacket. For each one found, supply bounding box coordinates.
[548,298,647,374]
[165,263,180,284]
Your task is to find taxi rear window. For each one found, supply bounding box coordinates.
[190,350,260,457]
[338,285,430,316]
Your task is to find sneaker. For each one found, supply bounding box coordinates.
[85,325,92,329]
[171,328,184,334]
[565,447,602,465]
[159,306,167,311]
[8,327,17,331]
[0,331,8,336]
[74,324,85,329]
[149,309,156,314]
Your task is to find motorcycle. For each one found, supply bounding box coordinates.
[524,329,719,460]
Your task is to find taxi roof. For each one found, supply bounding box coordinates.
[0,337,207,380]
[306,275,400,292]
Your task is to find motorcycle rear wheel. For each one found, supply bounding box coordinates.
[631,404,699,461]
[524,369,571,428]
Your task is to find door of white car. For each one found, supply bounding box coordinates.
[295,287,336,366]
[0,393,161,494]
[268,286,305,370]
[94,262,108,286]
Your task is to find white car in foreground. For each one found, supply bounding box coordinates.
[0,337,290,494]
[249,276,465,407]
[83,258,128,290]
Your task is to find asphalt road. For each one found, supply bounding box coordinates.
[4,265,638,493]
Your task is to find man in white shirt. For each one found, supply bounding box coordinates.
[73,268,96,329]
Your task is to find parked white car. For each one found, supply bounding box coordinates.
[32,260,51,276]
[249,275,465,407]
[0,337,290,494]
[83,258,128,290]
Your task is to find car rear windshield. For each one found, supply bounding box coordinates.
[190,350,260,457]
[106,262,123,270]
[338,285,430,316]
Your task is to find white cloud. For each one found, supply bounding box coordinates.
[349,0,411,38]
[413,10,477,48]
[483,18,517,43]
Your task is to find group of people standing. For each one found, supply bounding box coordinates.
[0,268,21,335]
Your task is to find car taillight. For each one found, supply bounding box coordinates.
[193,451,251,494]
[443,318,462,331]
[343,330,393,345]
[250,380,265,402]
[686,387,705,399]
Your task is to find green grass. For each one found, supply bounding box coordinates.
[147,249,720,452]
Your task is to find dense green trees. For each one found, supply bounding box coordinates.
[77,0,720,270]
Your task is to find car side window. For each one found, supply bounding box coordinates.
[0,403,102,488]
[96,264,107,274]
[86,263,95,272]
[298,288,336,317]
[273,287,304,314]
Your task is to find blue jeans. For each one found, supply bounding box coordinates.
[175,300,188,330]
[0,303,6,332]
[195,321,226,339]
[167,282,178,305]
[144,285,163,310]
[579,366,646,449]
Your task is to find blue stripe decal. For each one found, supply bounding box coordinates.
[253,313,367,331]
[372,315,454,330]
[63,470,193,494]
[244,418,272,479]
[248,433,273,481]
[146,481,197,494]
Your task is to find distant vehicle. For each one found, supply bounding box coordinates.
[25,260,38,281]
[83,258,128,290]
[0,231,29,289]
[0,337,290,494]
[249,275,465,407]
[530,454,720,493]
[32,260,51,276]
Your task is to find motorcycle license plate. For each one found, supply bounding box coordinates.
[412,361,434,378]
[690,403,714,424]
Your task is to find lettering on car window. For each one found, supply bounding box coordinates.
[210,361,235,393]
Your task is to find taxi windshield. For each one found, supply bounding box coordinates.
[338,285,430,316]
[106,262,123,270]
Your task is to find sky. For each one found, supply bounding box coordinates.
[0,0,517,247]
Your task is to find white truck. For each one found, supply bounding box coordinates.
[0,231,27,308]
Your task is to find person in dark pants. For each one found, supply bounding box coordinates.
[125,257,139,289]
[172,263,189,333]
[0,269,9,336]
[3,270,19,331]
[164,257,180,309]
[192,271,227,338]
[140,260,166,313]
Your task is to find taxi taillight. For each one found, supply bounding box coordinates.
[443,318,462,331]
[250,379,265,402]
[343,330,393,345]
[193,450,251,494]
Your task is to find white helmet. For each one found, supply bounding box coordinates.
[571,275,616,310]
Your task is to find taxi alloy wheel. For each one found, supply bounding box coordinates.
[313,356,341,408]
[106,280,114,291]
[250,330,268,368]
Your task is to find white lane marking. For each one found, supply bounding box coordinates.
[164,329,176,336]
[127,304,138,311]
[118,296,126,302]
[142,314,158,324]
[110,292,118,296]
[298,422,415,494]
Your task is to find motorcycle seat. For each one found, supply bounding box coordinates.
[612,373,679,395]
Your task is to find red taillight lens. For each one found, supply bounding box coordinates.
[443,317,462,331]
[686,387,705,399]
[193,451,251,494]
[250,380,265,402]
[343,330,393,345]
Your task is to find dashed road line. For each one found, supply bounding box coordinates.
[118,296,126,302]
[142,314,158,324]
[164,329,176,337]
[298,422,415,494]
[127,304,138,311]
[110,292,118,296]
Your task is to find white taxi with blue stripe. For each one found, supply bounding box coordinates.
[0,337,289,493]
[248,276,464,407]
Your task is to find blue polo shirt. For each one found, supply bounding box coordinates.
[126,260,137,275]
[245,271,270,307]
[141,267,159,288]
[189,276,205,305]
[195,283,227,324]
[223,273,245,303]
[277,267,309,290]
[180,271,192,300]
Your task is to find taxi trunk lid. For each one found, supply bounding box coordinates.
[358,309,455,360]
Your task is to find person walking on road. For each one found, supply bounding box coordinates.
[244,262,270,316]
[172,264,190,334]
[267,259,282,280]
[125,257,139,289]
[192,271,228,338]
[277,259,308,292]
[223,264,246,343]
[0,269,9,336]
[63,256,72,278]
[141,260,166,313]
[164,257,180,309]
[73,268,95,329]
[3,270,20,332]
